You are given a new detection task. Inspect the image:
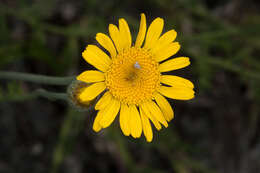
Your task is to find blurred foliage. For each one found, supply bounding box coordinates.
[0,0,260,173]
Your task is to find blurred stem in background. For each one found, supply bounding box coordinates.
[51,108,85,173]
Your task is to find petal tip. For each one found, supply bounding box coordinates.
[156,17,164,24]
[146,138,153,142]
[93,127,102,132]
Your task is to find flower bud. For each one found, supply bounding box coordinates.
[67,80,96,111]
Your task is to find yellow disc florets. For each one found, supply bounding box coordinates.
[105,47,161,105]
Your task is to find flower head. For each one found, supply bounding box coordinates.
[77,13,195,142]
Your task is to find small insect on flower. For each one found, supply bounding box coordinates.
[134,61,141,69]
[77,13,195,142]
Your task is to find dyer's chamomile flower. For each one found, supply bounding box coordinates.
[77,13,195,142]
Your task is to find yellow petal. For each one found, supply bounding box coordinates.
[140,103,162,130]
[79,82,106,102]
[93,109,104,132]
[159,57,190,72]
[99,98,120,128]
[140,108,153,142]
[161,75,194,89]
[96,33,117,58]
[82,45,111,72]
[144,17,164,49]
[109,24,123,53]
[151,29,177,53]
[77,70,105,83]
[154,42,180,62]
[95,92,112,110]
[154,92,174,122]
[144,101,168,128]
[135,13,146,47]
[119,18,132,49]
[159,86,195,100]
[119,104,130,136]
[129,105,142,138]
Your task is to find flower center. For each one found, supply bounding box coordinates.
[105,47,161,105]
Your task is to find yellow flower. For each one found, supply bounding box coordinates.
[77,13,195,142]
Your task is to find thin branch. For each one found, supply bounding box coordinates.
[35,89,68,101]
[0,71,75,85]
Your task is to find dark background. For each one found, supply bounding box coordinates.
[1,0,260,173]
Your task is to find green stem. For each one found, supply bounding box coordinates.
[0,71,75,85]
[1,89,68,102]
[35,89,68,101]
